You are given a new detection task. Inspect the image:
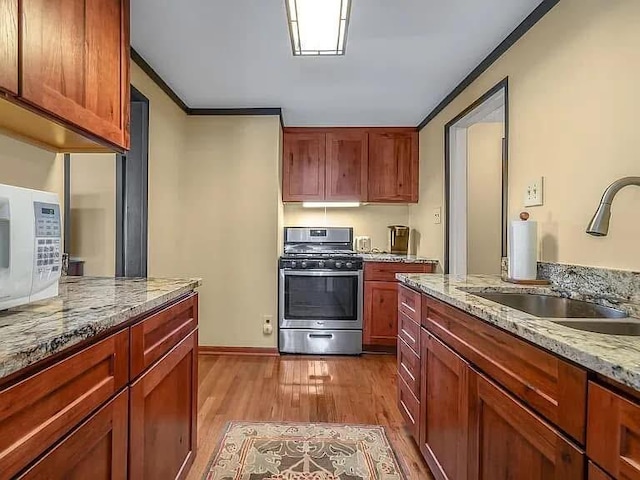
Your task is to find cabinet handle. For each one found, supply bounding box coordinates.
[401,362,415,382]
[401,329,415,343]
[401,301,416,313]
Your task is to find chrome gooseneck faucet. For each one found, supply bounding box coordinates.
[586,176,640,236]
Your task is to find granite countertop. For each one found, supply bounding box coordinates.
[396,273,640,390]
[0,276,201,381]
[360,253,439,264]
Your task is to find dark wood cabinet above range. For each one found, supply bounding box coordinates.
[0,0,130,152]
[282,127,419,203]
[0,0,18,96]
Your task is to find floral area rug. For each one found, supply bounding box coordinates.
[203,422,407,480]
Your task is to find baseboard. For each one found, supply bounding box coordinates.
[199,345,280,356]
[363,344,397,355]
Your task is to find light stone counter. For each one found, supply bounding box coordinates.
[397,273,640,390]
[0,276,201,381]
[360,253,439,265]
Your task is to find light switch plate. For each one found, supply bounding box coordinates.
[524,177,544,207]
[433,207,442,224]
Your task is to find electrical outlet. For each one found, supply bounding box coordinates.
[433,207,442,224]
[263,315,273,335]
[524,177,544,207]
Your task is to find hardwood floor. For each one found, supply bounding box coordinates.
[186,353,433,479]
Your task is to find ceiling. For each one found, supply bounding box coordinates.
[131,0,543,126]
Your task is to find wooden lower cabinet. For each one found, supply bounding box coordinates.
[19,388,129,480]
[587,381,640,479]
[420,332,470,480]
[589,462,614,480]
[130,330,198,480]
[364,280,398,346]
[468,370,584,480]
[364,264,434,348]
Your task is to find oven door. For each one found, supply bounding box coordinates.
[279,269,363,330]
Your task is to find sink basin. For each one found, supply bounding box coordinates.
[473,292,628,319]
[552,319,640,336]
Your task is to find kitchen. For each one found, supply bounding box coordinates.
[1,0,639,479]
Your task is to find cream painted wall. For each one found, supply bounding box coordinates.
[467,123,503,275]
[69,154,116,276]
[0,133,63,198]
[131,62,188,277]
[411,0,640,272]
[180,116,282,347]
[284,204,411,252]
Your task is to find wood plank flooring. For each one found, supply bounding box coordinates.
[186,353,433,479]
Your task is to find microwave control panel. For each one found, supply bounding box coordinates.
[34,202,61,275]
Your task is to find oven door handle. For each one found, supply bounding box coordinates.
[281,270,361,277]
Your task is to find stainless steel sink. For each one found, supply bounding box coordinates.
[473,292,628,319]
[552,319,640,336]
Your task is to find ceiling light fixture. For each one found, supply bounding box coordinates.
[302,202,361,208]
[285,0,351,56]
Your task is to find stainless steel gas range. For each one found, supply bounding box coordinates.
[278,227,363,355]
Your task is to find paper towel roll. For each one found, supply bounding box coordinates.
[509,220,538,280]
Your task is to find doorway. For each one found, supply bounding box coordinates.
[444,79,508,275]
[116,86,149,277]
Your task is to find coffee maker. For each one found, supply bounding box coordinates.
[388,225,410,255]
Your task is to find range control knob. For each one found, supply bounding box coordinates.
[290,261,297,268]
[301,261,308,269]
[318,260,325,268]
[335,261,343,268]
[346,262,353,269]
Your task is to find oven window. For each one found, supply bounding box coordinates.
[284,275,358,320]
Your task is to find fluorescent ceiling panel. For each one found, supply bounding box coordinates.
[286,0,351,56]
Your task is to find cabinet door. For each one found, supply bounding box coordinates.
[469,370,584,480]
[587,381,640,479]
[21,0,130,149]
[130,330,198,480]
[368,131,418,202]
[282,132,326,201]
[363,281,398,346]
[19,389,128,480]
[0,0,18,94]
[420,333,470,480]
[325,130,368,201]
[588,462,613,480]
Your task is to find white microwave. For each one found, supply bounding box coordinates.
[0,184,62,310]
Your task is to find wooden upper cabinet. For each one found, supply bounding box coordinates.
[282,128,419,203]
[0,0,18,95]
[282,132,326,201]
[469,370,584,480]
[326,131,368,201]
[420,333,470,480]
[21,0,130,149]
[368,131,418,202]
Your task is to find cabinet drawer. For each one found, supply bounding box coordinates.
[0,330,129,479]
[398,284,421,323]
[365,262,431,282]
[587,382,640,479]
[398,374,420,440]
[397,337,420,397]
[398,310,420,353]
[18,389,129,480]
[130,293,198,379]
[423,295,587,444]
